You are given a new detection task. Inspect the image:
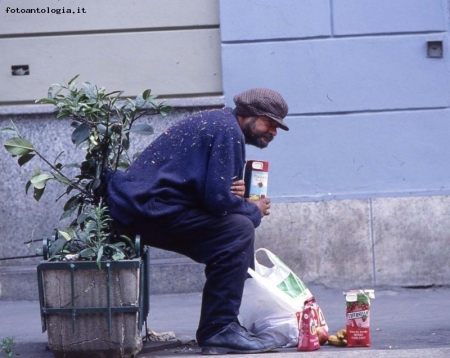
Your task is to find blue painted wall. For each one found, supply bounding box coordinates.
[219,0,450,202]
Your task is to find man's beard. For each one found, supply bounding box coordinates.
[241,118,274,148]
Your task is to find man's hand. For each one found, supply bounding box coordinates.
[231,179,245,198]
[231,180,270,217]
[249,197,271,217]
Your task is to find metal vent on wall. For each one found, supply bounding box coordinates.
[427,41,443,58]
[11,65,29,76]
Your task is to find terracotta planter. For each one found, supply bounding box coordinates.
[38,258,148,358]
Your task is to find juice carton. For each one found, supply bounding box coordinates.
[344,289,375,347]
[244,160,269,201]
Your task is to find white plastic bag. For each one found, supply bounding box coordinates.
[238,248,313,348]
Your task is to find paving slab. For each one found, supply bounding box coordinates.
[1,285,449,357]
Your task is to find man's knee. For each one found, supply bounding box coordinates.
[230,213,254,232]
[227,214,255,249]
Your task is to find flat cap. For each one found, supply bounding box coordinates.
[233,88,289,131]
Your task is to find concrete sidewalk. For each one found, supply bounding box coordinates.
[0,284,449,357]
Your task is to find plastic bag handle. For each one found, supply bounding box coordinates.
[254,248,290,273]
[255,248,281,264]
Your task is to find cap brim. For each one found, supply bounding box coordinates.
[269,117,289,131]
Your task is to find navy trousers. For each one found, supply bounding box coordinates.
[127,209,256,345]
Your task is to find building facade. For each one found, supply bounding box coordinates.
[1,0,449,298]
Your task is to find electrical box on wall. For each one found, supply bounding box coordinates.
[11,65,30,76]
[427,41,443,58]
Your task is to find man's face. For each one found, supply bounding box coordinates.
[241,116,278,148]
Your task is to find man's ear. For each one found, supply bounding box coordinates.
[237,115,254,128]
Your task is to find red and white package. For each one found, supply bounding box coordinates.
[344,289,375,347]
[296,300,320,351]
[307,296,329,343]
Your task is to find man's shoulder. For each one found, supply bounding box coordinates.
[194,107,234,121]
[181,107,237,129]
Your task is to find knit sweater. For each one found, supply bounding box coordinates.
[106,107,262,228]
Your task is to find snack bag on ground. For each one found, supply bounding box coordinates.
[307,296,329,344]
[344,289,375,347]
[296,299,320,351]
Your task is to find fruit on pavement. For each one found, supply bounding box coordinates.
[328,334,347,347]
[336,329,347,340]
[316,327,329,345]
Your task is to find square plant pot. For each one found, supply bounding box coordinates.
[38,259,147,358]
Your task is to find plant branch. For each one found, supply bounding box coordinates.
[33,149,91,197]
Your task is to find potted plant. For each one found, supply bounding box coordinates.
[2,75,172,358]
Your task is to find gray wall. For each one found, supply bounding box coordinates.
[217,0,450,290]
[220,0,450,202]
[0,0,222,103]
[0,0,227,298]
[1,0,450,299]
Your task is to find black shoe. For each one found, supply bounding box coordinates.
[201,322,276,355]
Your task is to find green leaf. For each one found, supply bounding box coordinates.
[71,124,90,146]
[49,236,69,258]
[135,94,145,108]
[121,137,130,150]
[112,251,125,261]
[47,85,55,99]
[4,138,35,156]
[159,104,174,116]
[105,90,123,97]
[56,111,71,119]
[58,230,72,241]
[96,246,104,269]
[33,186,45,201]
[119,235,133,245]
[36,98,57,105]
[63,195,80,212]
[142,89,151,100]
[130,123,154,135]
[60,204,77,221]
[25,180,31,195]
[0,127,17,135]
[96,124,108,134]
[83,82,97,99]
[30,173,53,190]
[90,178,101,190]
[113,242,126,248]
[76,211,89,225]
[18,153,35,166]
[53,173,71,185]
[68,74,80,86]
[79,248,96,259]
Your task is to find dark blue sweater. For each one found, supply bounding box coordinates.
[106,107,262,228]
